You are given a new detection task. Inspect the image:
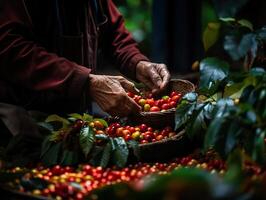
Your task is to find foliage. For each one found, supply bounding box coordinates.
[39,114,135,168]
[203,16,266,75]
[175,63,266,163]
[114,0,152,52]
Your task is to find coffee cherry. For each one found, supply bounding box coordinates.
[138,99,146,106]
[143,104,151,112]
[150,106,160,112]
[93,120,105,130]
[132,131,141,140]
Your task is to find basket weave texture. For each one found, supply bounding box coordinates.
[131,79,195,128]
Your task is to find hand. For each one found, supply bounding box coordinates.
[136,61,170,94]
[89,74,141,117]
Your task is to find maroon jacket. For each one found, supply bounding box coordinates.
[0,0,148,113]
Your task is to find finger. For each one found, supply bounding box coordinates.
[119,78,140,94]
[127,96,142,114]
[158,66,171,89]
[147,65,163,88]
[140,77,156,91]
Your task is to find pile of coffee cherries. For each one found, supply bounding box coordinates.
[6,153,233,200]
[127,91,182,112]
[105,123,176,144]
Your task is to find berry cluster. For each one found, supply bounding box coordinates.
[127,91,182,112]
[105,123,176,144]
[8,154,231,200]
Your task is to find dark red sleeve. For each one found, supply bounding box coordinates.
[0,0,91,110]
[106,0,150,80]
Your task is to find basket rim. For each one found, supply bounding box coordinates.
[138,79,195,116]
[138,108,176,116]
[139,129,185,147]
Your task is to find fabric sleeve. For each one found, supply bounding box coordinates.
[0,0,91,111]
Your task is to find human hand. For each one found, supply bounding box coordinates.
[89,74,141,117]
[136,61,170,94]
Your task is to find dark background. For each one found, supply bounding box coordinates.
[100,0,266,75]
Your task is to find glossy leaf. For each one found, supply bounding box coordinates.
[182,92,198,102]
[127,140,140,159]
[79,126,95,158]
[252,129,266,165]
[95,134,110,141]
[204,117,224,151]
[41,141,62,166]
[199,57,229,92]
[203,22,221,51]
[225,122,242,155]
[186,104,207,139]
[60,149,79,166]
[40,136,54,158]
[100,142,112,168]
[82,113,94,122]
[175,101,196,131]
[238,19,253,31]
[224,33,258,61]
[45,114,70,129]
[224,148,244,185]
[68,113,83,120]
[111,137,129,168]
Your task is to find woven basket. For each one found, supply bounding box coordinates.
[129,130,193,162]
[130,79,195,128]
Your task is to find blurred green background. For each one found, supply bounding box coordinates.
[114,0,152,56]
[110,0,266,74]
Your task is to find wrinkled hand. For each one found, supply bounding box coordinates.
[136,61,170,94]
[89,74,141,117]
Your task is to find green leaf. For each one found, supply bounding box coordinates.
[68,113,83,120]
[224,33,258,61]
[79,126,95,158]
[238,19,253,31]
[213,98,234,117]
[240,85,255,102]
[93,118,109,127]
[82,113,93,122]
[40,136,54,158]
[224,75,258,99]
[111,137,129,168]
[203,22,221,51]
[252,129,266,165]
[127,140,140,159]
[45,114,70,129]
[225,122,242,155]
[60,149,79,166]
[186,104,207,139]
[100,142,112,168]
[204,117,224,151]
[199,57,229,93]
[182,92,198,102]
[175,102,196,131]
[95,134,110,141]
[41,141,62,166]
[224,148,244,185]
[87,146,105,166]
